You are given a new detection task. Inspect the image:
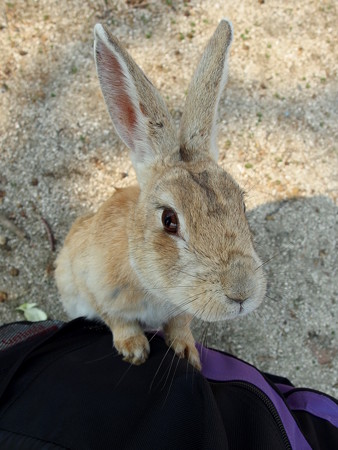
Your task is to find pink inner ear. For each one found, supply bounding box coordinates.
[96,40,137,147]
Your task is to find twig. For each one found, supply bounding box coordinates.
[0,213,26,239]
[41,217,56,252]
[126,0,150,8]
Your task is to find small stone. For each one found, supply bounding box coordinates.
[10,267,19,277]
[289,309,297,319]
[0,292,8,302]
[1,83,9,92]
[0,235,7,246]
[31,178,39,186]
[45,262,54,276]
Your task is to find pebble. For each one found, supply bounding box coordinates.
[0,292,8,303]
[9,267,20,277]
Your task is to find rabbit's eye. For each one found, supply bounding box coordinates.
[162,209,178,234]
[243,202,246,213]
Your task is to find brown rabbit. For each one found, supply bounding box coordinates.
[55,20,267,370]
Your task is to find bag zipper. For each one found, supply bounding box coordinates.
[229,381,292,450]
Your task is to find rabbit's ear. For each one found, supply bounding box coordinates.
[179,20,233,163]
[94,24,178,186]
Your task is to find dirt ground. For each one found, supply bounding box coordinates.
[0,0,337,396]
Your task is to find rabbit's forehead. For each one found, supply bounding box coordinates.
[154,165,244,215]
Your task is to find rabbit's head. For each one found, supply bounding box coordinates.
[94,21,266,322]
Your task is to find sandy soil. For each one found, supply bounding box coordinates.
[0,0,337,396]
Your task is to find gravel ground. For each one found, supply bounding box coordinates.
[0,1,337,396]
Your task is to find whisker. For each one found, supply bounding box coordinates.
[151,328,187,392]
[162,290,208,321]
[153,308,206,394]
[175,268,209,283]
[117,285,196,293]
[199,322,210,359]
[242,179,261,196]
[265,294,280,302]
[161,355,182,409]
[147,328,162,344]
[84,350,115,364]
[113,360,135,388]
[255,250,281,271]
[160,349,179,392]
[149,342,175,393]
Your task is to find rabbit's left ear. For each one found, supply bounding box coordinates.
[94,24,178,187]
[179,20,233,163]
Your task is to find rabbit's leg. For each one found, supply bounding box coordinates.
[164,314,201,370]
[107,317,150,365]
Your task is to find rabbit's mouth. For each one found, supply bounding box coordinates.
[189,284,265,322]
[235,295,261,317]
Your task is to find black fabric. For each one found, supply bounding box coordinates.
[0,319,226,450]
[210,382,288,450]
[262,372,294,388]
[293,411,338,450]
[0,319,337,450]
[0,321,63,400]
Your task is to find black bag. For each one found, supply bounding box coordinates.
[0,318,337,449]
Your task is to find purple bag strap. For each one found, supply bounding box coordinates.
[276,384,338,428]
[199,344,338,428]
[197,343,313,450]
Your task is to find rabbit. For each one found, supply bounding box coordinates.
[55,19,267,370]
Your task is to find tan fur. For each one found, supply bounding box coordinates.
[55,20,266,369]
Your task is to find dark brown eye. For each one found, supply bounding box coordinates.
[162,209,179,234]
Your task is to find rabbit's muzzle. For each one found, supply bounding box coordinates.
[218,255,266,314]
[221,260,256,300]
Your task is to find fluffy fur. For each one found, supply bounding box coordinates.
[55,20,266,369]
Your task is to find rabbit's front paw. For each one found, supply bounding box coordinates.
[114,334,150,365]
[166,337,201,371]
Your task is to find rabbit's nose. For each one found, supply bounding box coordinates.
[226,296,248,304]
[224,282,254,302]
[220,258,256,302]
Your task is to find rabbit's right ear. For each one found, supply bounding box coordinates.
[179,20,233,163]
[94,25,178,187]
